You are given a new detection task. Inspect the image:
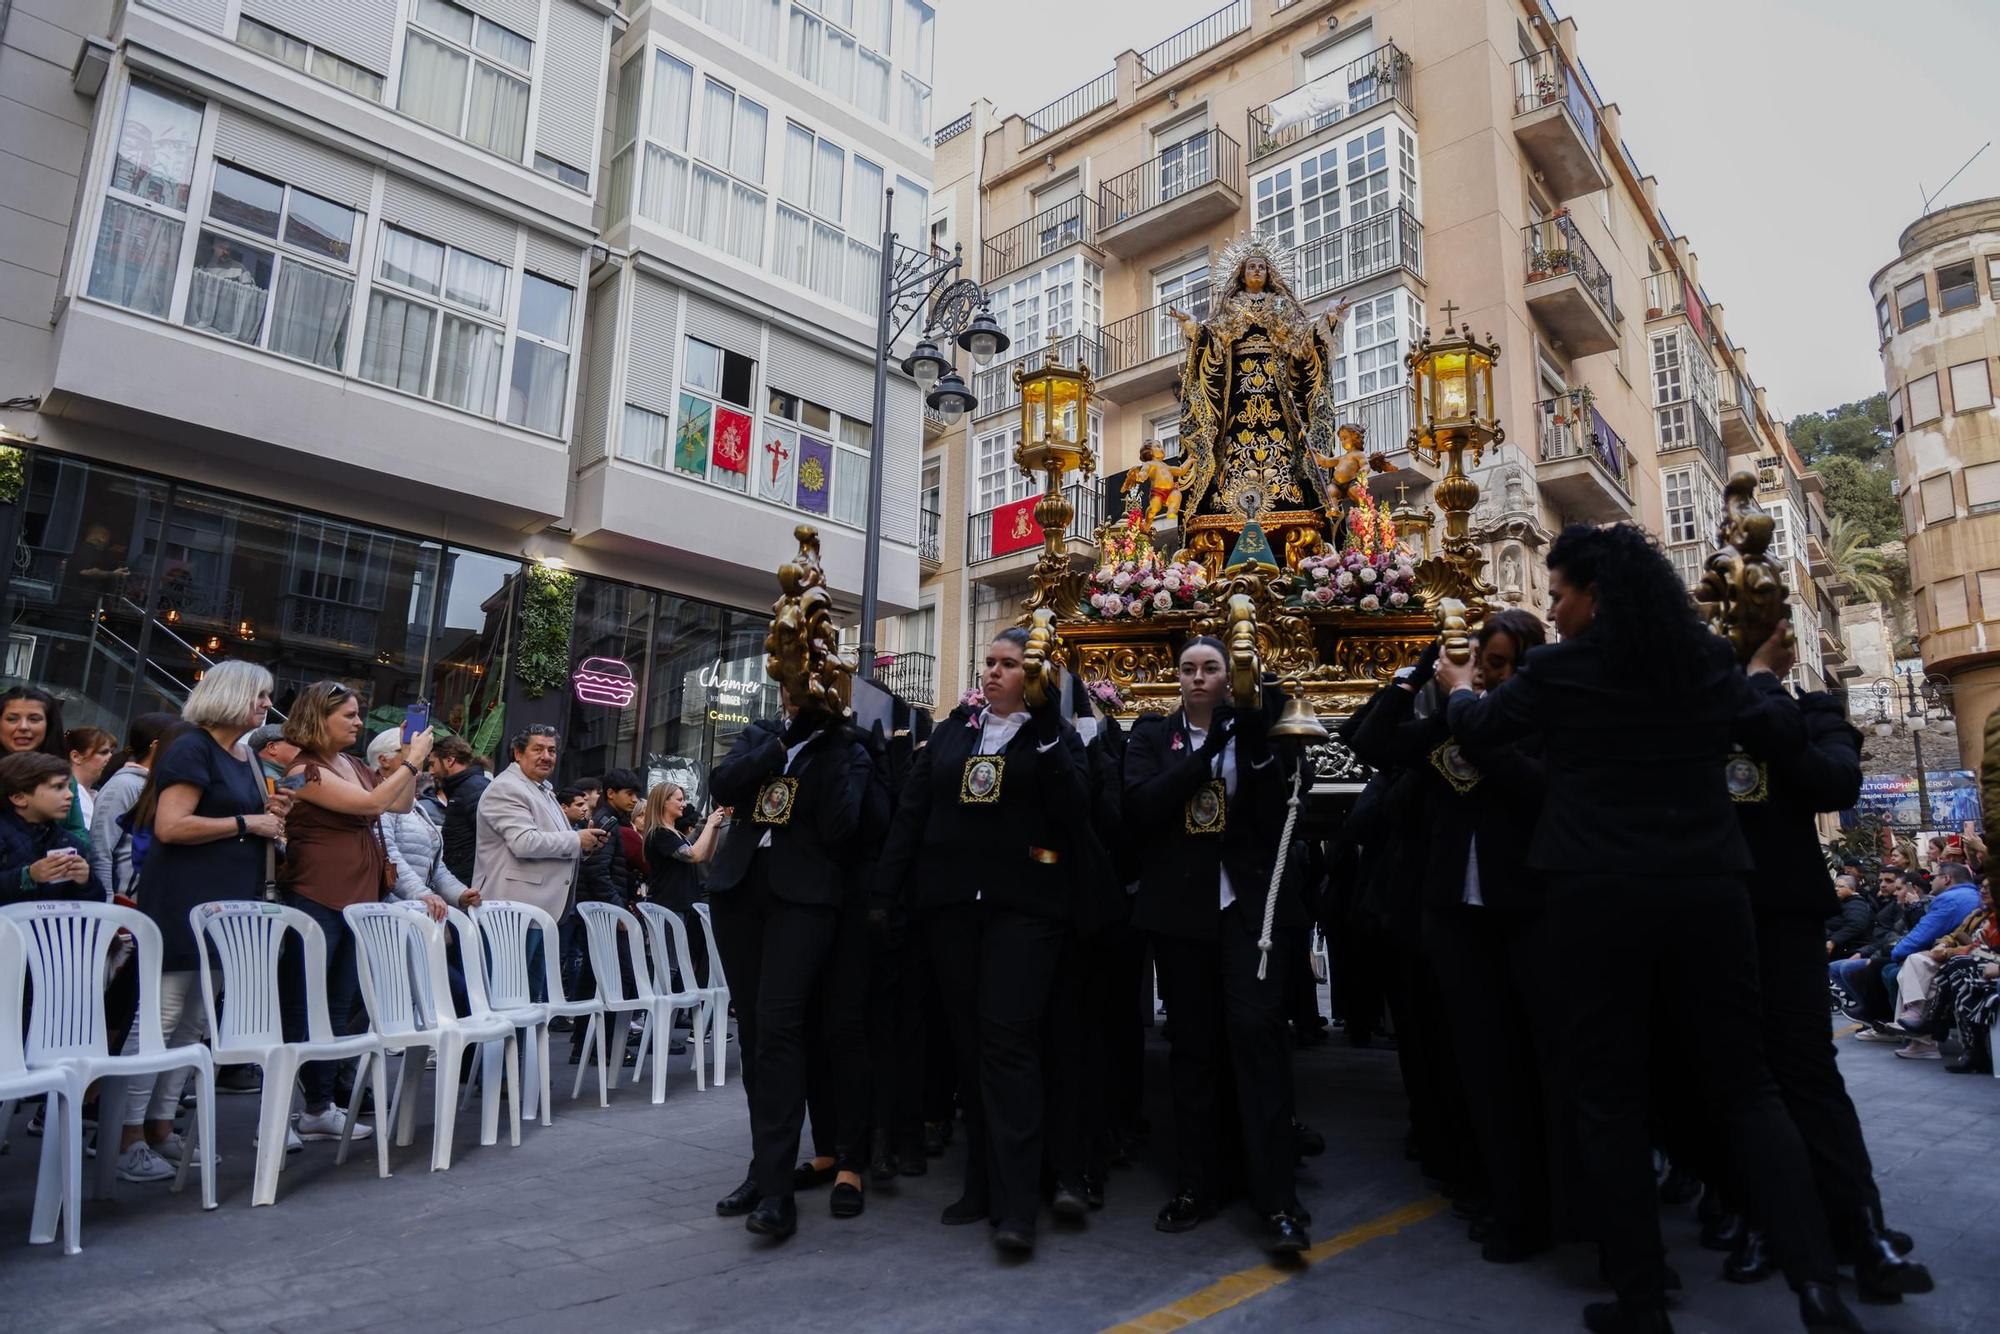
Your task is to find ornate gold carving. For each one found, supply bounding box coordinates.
[1326,635,1430,683]
[1020,607,1063,709]
[765,525,854,723]
[1694,471,1790,665]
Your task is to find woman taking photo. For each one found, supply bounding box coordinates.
[2,685,88,847]
[874,628,1094,1256]
[113,661,284,1183]
[279,682,433,1141]
[639,781,727,981]
[1435,524,1856,1334]
[1123,637,1308,1257]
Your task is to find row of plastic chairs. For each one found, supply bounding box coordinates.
[0,895,729,1254]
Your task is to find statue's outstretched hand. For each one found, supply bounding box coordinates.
[1166,306,1199,343]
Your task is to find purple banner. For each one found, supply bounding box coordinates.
[795,435,833,515]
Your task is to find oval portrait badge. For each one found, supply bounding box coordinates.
[1185,778,1227,835]
[1724,752,1767,804]
[960,755,1005,804]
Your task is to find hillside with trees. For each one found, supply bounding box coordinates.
[1788,393,1908,612]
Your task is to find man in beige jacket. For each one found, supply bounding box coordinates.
[473,724,606,995]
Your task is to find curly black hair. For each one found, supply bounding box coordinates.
[1546,523,1710,688]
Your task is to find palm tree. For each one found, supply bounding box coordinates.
[1829,514,1894,605]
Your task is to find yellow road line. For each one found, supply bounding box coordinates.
[1834,1023,1862,1038]
[1101,1196,1448,1334]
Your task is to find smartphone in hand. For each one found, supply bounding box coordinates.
[402,698,431,743]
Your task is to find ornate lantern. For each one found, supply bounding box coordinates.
[1406,309,1503,559]
[1013,349,1099,621]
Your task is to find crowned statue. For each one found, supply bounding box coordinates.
[1167,234,1374,572]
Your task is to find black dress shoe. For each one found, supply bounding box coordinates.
[1051,1182,1089,1220]
[830,1181,864,1219]
[1081,1171,1105,1210]
[941,1195,989,1226]
[869,1130,898,1183]
[746,1195,797,1240]
[1797,1281,1864,1331]
[793,1159,838,1191]
[1851,1208,1933,1302]
[1582,1297,1674,1334]
[993,1224,1035,1255]
[1723,1228,1775,1284]
[1699,1211,1747,1252]
[1292,1119,1326,1158]
[215,1066,262,1095]
[1266,1212,1310,1255]
[715,1176,761,1216]
[923,1120,949,1156]
[1155,1190,1209,1233]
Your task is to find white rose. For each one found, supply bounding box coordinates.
[1313,566,1331,582]
[1163,571,1182,591]
[1193,599,1211,613]
[1360,594,1380,611]
[1112,572,1131,591]
[1358,566,1378,584]
[1336,572,1355,591]
[1154,590,1172,609]
[1389,591,1410,607]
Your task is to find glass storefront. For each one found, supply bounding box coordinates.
[1,450,774,797]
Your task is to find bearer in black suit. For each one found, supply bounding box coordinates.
[1123,636,1311,1256]
[1437,524,1858,1334]
[704,699,875,1240]
[874,627,1095,1256]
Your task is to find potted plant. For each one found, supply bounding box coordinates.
[1535,72,1559,105]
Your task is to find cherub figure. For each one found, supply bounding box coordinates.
[1315,422,1396,512]
[1123,439,1194,524]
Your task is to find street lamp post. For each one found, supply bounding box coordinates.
[856,187,1008,682]
[1872,671,1958,832]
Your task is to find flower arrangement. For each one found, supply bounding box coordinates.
[1086,509,1210,619]
[1344,500,1401,557]
[1295,546,1417,613]
[1084,677,1127,712]
[960,687,985,711]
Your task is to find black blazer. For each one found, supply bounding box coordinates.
[1123,709,1299,942]
[1736,690,1862,915]
[1073,716,1132,936]
[1445,633,1803,876]
[1353,682,1546,912]
[874,710,1093,921]
[707,718,873,908]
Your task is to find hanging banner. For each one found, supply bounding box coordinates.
[990,495,1045,556]
[675,394,711,476]
[711,407,751,475]
[795,436,833,514]
[759,425,798,504]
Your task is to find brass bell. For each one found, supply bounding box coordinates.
[1267,682,1329,744]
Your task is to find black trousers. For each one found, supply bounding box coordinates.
[923,900,1068,1233]
[1553,875,1837,1298]
[803,902,870,1171]
[1425,903,1555,1243]
[708,861,846,1200]
[1753,908,1882,1246]
[1150,902,1300,1217]
[864,914,922,1153]
[1043,934,1092,1185]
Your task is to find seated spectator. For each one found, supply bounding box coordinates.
[1892,877,1995,1060]
[0,751,104,905]
[66,726,117,829]
[1831,873,1926,1029]
[365,728,478,920]
[1825,874,1872,959]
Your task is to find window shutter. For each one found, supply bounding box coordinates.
[1966,461,2000,511]
[1934,577,1968,629]
[213,107,376,208]
[625,275,679,417]
[380,177,516,265]
[1907,373,1941,425]
[138,0,229,35]
[533,0,606,175]
[576,268,621,468]
[1949,360,1992,412]
[1920,473,1956,524]
[524,230,585,285]
[241,0,398,75]
[682,293,761,361]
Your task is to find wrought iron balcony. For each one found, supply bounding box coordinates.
[1295,206,1424,302]
[1023,69,1117,147]
[982,195,1103,282]
[1137,1,1251,83]
[1521,214,1619,356]
[1097,128,1244,258]
[1644,271,1688,322]
[966,482,1102,567]
[1656,402,1728,481]
[873,649,937,708]
[1535,390,1632,522]
[1510,49,1608,201]
[918,507,941,566]
[1247,41,1412,164]
[1098,289,1208,402]
[972,331,1108,422]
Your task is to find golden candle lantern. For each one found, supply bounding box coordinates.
[1407,311,1503,557]
[1014,348,1098,563]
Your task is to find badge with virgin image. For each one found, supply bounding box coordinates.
[960,755,1005,804]
[1430,740,1481,794]
[1724,750,1768,804]
[753,776,798,825]
[1185,778,1227,835]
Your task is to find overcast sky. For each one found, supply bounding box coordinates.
[935,0,2000,421]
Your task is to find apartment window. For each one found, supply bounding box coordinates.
[1253,165,1295,249]
[892,177,929,249]
[1907,372,1941,426]
[398,0,534,161]
[1147,409,1181,460]
[899,72,931,140]
[985,256,1103,356]
[1950,359,1993,412]
[975,422,1032,510]
[1875,294,1892,342]
[1919,472,1955,525]
[1966,461,2000,514]
[1894,276,1928,329]
[772,125,880,312]
[621,403,670,469]
[533,154,589,191]
[766,389,871,524]
[1255,119,1416,293]
[667,337,759,491]
[1933,577,1969,629]
[358,225,507,415]
[1663,468,1697,544]
[1329,292,1405,400]
[86,83,206,319]
[1766,501,1791,562]
[1937,260,1979,314]
[630,55,764,266]
[237,17,386,100]
[507,273,574,435]
[1650,330,1684,407]
[1345,125,1390,222]
[1888,387,1904,437]
[182,163,359,371]
[671,0,781,59]
[1979,570,2000,621]
[603,51,648,224]
[1901,485,1920,536]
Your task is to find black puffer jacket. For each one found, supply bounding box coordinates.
[1824,893,1874,955]
[439,765,490,887]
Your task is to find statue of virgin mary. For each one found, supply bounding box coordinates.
[1169,234,1348,523]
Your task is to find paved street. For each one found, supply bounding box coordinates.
[3,1014,1994,1334]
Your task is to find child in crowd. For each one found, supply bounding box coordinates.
[1,750,105,904]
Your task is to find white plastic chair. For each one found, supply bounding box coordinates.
[636,903,723,1090]
[690,902,733,1087]
[439,905,542,1128]
[1,901,216,1211]
[190,902,388,1206]
[344,903,518,1173]
[0,917,82,1253]
[474,901,605,1119]
[576,902,703,1104]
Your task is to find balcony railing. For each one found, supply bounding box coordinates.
[1511,49,1601,162]
[1102,288,1210,376]
[983,195,1102,280]
[966,482,1102,564]
[1536,391,1629,490]
[1523,214,1618,324]
[934,113,972,145]
[1296,206,1423,301]
[973,331,1108,421]
[1100,128,1243,229]
[1332,384,1415,459]
[1023,69,1117,146]
[873,649,937,707]
[282,594,379,649]
[1644,271,1686,320]
[1137,0,1250,82]
[918,507,941,564]
[1247,41,1412,163]
[1657,403,1727,480]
